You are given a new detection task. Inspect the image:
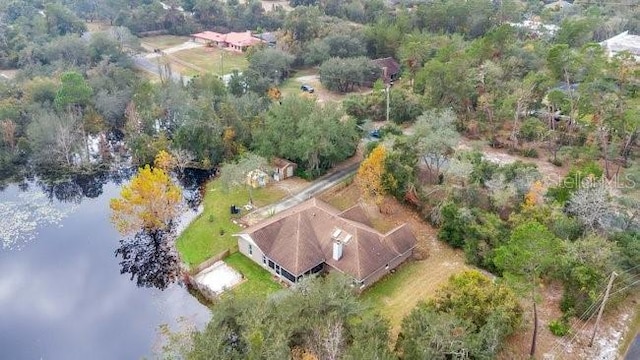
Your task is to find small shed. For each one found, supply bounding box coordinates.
[371,57,401,84]
[247,169,269,188]
[272,158,297,181]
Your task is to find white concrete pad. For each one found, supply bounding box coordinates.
[193,261,242,295]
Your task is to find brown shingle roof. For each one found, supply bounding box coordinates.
[371,57,401,76]
[239,198,417,280]
[337,204,373,228]
[272,157,296,170]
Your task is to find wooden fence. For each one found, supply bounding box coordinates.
[190,248,231,275]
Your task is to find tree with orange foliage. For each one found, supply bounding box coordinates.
[356,145,387,204]
[523,180,544,209]
[154,150,175,171]
[110,161,183,289]
[110,164,182,235]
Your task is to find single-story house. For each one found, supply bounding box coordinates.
[372,57,401,85]
[600,31,640,61]
[192,31,227,46]
[235,198,417,289]
[192,31,264,52]
[272,157,297,181]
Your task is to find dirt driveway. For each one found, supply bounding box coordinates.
[293,74,372,103]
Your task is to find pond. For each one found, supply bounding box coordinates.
[0,171,211,360]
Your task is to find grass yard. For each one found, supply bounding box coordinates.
[225,252,282,298]
[142,35,190,50]
[176,179,286,268]
[321,182,469,335]
[171,47,248,76]
[362,254,469,334]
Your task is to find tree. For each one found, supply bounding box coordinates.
[253,96,358,178]
[561,234,618,318]
[246,48,294,85]
[566,176,616,233]
[44,2,87,36]
[398,270,521,359]
[356,144,386,205]
[319,57,380,93]
[431,270,522,332]
[115,226,181,289]
[27,108,81,167]
[183,274,392,359]
[218,153,268,204]
[398,305,475,360]
[109,164,182,235]
[493,221,563,357]
[411,109,460,183]
[54,72,93,110]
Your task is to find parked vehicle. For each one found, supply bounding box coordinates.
[300,84,315,93]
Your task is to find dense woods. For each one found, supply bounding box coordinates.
[2,0,639,358]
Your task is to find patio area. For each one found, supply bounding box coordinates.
[193,261,243,298]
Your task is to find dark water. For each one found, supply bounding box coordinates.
[0,172,211,360]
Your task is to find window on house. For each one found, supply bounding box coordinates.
[268,260,275,269]
[248,244,253,255]
[262,255,266,264]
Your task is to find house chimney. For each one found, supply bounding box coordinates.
[382,66,388,82]
[333,240,343,261]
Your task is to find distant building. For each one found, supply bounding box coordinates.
[235,198,417,289]
[508,19,559,37]
[371,57,401,85]
[543,0,573,11]
[600,31,640,61]
[253,32,277,47]
[192,30,264,52]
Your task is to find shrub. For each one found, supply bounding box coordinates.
[548,319,570,337]
[519,118,545,142]
[520,147,538,158]
[380,122,403,136]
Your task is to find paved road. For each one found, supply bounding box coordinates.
[249,162,361,219]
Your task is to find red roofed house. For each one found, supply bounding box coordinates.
[235,198,417,289]
[192,30,264,52]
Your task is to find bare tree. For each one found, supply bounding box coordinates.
[0,119,17,151]
[567,176,616,233]
[171,148,195,174]
[411,109,460,183]
[307,318,344,360]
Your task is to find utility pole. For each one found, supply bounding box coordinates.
[589,271,618,347]
[385,84,390,122]
[220,51,224,77]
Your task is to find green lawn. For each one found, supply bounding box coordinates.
[142,35,190,50]
[171,47,248,76]
[225,252,282,297]
[361,254,469,332]
[176,179,286,268]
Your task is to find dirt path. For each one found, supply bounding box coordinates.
[458,138,569,187]
[143,41,203,58]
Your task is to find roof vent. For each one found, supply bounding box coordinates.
[333,240,343,261]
